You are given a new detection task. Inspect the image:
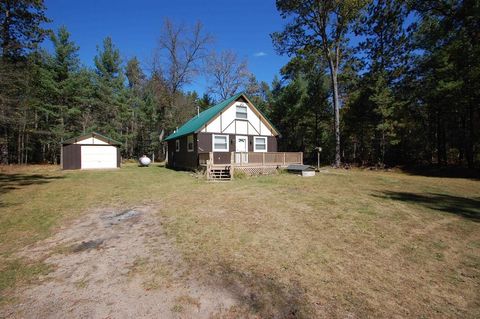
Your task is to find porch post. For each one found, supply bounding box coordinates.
[283,153,286,166]
[262,152,265,165]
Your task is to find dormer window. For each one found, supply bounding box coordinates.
[236,104,247,119]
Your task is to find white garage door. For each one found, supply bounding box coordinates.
[81,146,117,169]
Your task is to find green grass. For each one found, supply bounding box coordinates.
[1,164,479,317]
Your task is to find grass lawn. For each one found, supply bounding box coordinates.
[1,164,479,318]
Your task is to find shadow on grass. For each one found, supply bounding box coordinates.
[401,165,480,180]
[376,191,480,222]
[0,173,64,198]
[216,262,313,318]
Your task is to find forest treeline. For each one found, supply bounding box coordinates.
[0,0,478,168]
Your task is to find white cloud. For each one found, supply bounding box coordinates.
[254,51,267,57]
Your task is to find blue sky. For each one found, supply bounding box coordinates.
[43,0,291,95]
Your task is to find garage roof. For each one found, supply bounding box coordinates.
[61,132,121,146]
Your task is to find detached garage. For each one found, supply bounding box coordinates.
[61,132,121,170]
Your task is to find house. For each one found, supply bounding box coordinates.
[164,92,302,178]
[61,132,121,170]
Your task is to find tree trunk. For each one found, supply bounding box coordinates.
[329,62,341,167]
[437,110,447,166]
[17,129,21,164]
[466,102,474,168]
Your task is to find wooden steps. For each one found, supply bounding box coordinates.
[207,165,232,181]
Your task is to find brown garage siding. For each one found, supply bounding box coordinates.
[117,148,121,167]
[62,144,81,170]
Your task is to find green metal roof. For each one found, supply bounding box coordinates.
[164,92,243,141]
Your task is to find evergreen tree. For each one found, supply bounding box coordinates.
[0,0,50,163]
[93,37,127,143]
[0,0,50,59]
[197,93,215,111]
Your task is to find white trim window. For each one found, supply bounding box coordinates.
[213,134,229,152]
[187,135,194,152]
[254,136,267,152]
[236,104,248,119]
[175,139,180,152]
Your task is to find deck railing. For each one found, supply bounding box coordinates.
[232,152,303,166]
[199,151,303,167]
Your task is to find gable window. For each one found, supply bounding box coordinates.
[213,134,229,152]
[254,137,267,152]
[187,135,194,152]
[236,104,247,119]
[175,139,180,152]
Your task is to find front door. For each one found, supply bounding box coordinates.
[235,136,248,164]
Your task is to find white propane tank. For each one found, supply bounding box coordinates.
[139,155,151,167]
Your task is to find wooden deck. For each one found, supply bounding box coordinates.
[199,152,303,180]
[199,151,303,167]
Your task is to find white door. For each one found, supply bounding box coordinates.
[235,136,248,164]
[81,145,117,169]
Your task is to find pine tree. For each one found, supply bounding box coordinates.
[0,0,50,163]
[93,37,127,143]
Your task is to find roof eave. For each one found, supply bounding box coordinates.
[61,132,122,146]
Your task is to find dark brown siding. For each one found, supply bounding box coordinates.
[200,132,277,153]
[117,148,121,167]
[198,132,235,152]
[212,152,231,164]
[168,132,279,170]
[62,144,81,170]
[197,132,212,153]
[198,132,231,164]
[248,136,278,152]
[167,134,198,170]
[267,136,278,152]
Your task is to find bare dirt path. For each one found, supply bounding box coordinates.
[1,204,240,319]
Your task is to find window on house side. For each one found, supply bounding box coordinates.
[213,135,229,151]
[187,135,194,152]
[175,139,180,152]
[254,137,267,152]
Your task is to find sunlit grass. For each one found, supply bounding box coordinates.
[1,164,479,317]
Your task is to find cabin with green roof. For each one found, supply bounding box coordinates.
[164,93,302,177]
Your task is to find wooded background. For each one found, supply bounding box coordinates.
[0,0,478,168]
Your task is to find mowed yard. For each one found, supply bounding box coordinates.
[0,164,479,318]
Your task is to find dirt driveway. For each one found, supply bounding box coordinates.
[1,204,242,319]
